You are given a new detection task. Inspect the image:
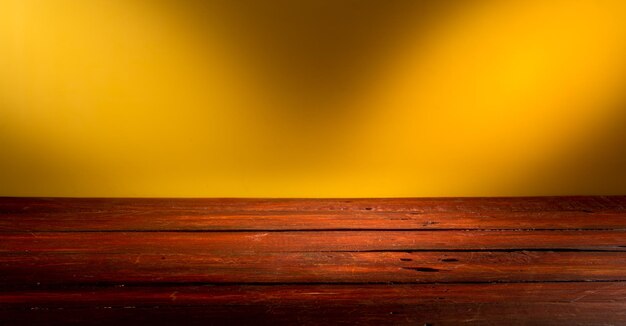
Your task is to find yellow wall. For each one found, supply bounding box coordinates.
[1,0,626,197]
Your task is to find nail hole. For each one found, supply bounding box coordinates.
[402,267,440,272]
[440,258,459,262]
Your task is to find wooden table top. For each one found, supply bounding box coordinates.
[1,197,625,325]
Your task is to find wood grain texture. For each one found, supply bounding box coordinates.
[2,197,626,231]
[2,250,625,285]
[1,284,625,325]
[1,197,625,325]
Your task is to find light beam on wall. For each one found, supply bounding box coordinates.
[1,0,625,197]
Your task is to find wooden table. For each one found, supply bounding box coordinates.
[1,197,625,325]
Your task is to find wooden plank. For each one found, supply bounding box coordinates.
[2,231,625,253]
[3,283,626,305]
[2,250,625,285]
[3,303,626,326]
[3,196,625,212]
[2,197,625,231]
[1,283,625,325]
[2,210,626,231]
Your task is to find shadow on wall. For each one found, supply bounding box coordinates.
[155,0,469,123]
[510,94,626,195]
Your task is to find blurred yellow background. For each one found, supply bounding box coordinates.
[1,0,626,197]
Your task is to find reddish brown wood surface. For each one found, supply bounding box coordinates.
[2,197,625,231]
[1,197,625,325]
[1,283,625,325]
